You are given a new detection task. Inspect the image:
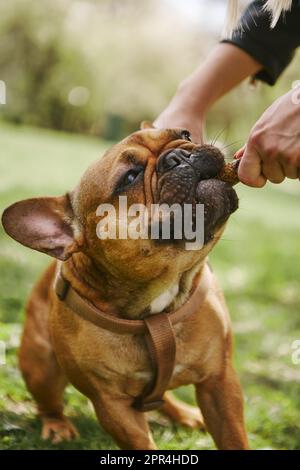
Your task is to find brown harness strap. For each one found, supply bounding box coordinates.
[133,314,176,411]
[54,265,211,412]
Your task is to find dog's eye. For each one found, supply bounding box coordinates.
[124,170,139,185]
[118,167,143,191]
[181,130,192,142]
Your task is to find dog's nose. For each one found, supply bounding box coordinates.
[188,146,225,179]
[157,149,189,173]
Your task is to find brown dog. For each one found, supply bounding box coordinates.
[2,125,248,450]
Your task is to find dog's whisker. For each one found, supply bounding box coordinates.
[210,126,229,146]
[221,140,242,152]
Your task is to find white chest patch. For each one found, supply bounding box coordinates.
[132,363,185,382]
[150,283,179,314]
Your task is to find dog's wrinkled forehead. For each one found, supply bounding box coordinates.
[122,128,193,155]
[72,128,196,218]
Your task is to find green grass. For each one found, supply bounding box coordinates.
[0,122,300,450]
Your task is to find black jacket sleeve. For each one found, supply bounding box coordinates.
[221,0,300,85]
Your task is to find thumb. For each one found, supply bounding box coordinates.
[238,145,267,188]
[234,145,246,160]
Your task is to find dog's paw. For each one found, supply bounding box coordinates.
[174,405,205,430]
[41,417,79,444]
[161,399,206,430]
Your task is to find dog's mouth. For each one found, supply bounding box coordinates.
[152,145,239,245]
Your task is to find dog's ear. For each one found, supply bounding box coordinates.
[140,121,155,130]
[1,195,81,261]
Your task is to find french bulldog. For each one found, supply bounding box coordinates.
[1,124,248,450]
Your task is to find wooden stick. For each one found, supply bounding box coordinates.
[217,159,240,185]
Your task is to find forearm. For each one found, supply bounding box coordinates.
[173,43,262,116]
[154,42,263,142]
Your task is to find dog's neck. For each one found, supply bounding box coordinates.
[62,252,205,319]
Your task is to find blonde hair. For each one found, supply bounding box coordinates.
[224,0,293,37]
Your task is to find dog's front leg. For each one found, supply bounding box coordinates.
[91,392,157,450]
[195,363,249,450]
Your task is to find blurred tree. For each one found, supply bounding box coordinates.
[0,0,207,137]
[0,0,299,141]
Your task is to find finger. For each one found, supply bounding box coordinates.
[262,160,285,184]
[282,163,298,179]
[279,157,299,179]
[238,145,267,187]
[234,145,246,160]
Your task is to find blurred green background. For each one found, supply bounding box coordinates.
[0,0,300,450]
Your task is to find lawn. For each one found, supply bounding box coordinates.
[0,122,300,450]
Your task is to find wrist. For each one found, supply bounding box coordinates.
[174,76,209,118]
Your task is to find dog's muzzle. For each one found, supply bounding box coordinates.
[157,146,225,180]
[155,146,239,243]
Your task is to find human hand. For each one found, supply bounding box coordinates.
[235,89,300,187]
[153,93,205,143]
[154,107,204,143]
